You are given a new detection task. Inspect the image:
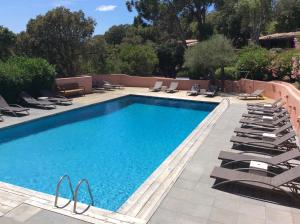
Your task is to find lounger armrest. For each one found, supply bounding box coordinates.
[233,167,279,176]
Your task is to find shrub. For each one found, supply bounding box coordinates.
[118,44,158,75]
[236,45,270,80]
[0,57,56,102]
[270,50,300,81]
[184,35,235,79]
[215,67,238,80]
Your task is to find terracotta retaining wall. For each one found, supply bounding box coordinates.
[55,76,93,93]
[92,74,210,90]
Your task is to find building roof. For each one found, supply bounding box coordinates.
[259,31,300,40]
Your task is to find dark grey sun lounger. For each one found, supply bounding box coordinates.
[248,101,286,115]
[0,113,3,122]
[20,92,56,109]
[40,90,72,105]
[238,89,264,100]
[103,81,124,89]
[0,95,30,116]
[210,165,300,193]
[230,131,297,151]
[242,109,288,119]
[187,84,200,96]
[218,148,300,167]
[149,81,163,92]
[165,82,179,93]
[205,85,218,97]
[240,114,290,128]
[247,98,282,108]
[234,122,293,137]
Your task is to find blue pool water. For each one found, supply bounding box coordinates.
[0,95,216,211]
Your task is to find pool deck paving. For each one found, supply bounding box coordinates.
[0,88,299,224]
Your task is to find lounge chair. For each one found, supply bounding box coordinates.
[0,95,30,116]
[165,82,179,93]
[204,85,218,97]
[0,113,3,122]
[103,81,124,89]
[230,131,297,151]
[57,83,85,97]
[210,164,300,194]
[238,89,264,100]
[234,123,293,138]
[187,84,200,96]
[247,98,282,108]
[40,90,72,106]
[20,92,56,109]
[242,109,287,119]
[240,114,290,128]
[218,148,300,168]
[149,81,163,92]
[248,101,286,115]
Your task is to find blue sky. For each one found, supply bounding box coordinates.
[0,0,137,35]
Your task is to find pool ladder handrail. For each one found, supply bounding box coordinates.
[54,175,94,214]
[73,179,94,214]
[55,175,74,209]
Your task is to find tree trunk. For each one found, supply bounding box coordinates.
[220,65,225,92]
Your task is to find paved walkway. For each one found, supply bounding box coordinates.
[148,103,300,224]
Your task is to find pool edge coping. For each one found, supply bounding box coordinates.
[0,94,230,224]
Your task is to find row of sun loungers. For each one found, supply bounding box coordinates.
[0,91,73,121]
[149,81,179,93]
[93,80,124,92]
[210,98,300,200]
[149,81,219,97]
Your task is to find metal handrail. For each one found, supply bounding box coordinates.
[73,179,94,214]
[54,175,75,209]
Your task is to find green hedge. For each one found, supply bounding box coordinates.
[236,45,270,80]
[215,67,238,80]
[0,57,56,102]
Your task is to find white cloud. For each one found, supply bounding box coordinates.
[96,5,117,12]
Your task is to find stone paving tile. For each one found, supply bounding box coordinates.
[173,178,197,191]
[23,209,91,224]
[208,207,238,224]
[5,204,41,223]
[238,201,266,219]
[265,207,294,224]
[160,197,212,220]
[148,208,207,224]
[167,187,215,206]
[212,196,240,212]
[237,214,265,224]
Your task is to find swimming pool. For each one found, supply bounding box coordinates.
[0,95,217,211]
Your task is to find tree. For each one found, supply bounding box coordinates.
[104,25,130,45]
[0,26,16,61]
[274,0,300,32]
[211,0,249,47]
[126,0,214,42]
[81,35,109,73]
[235,0,274,43]
[17,7,95,76]
[156,40,185,77]
[184,34,235,89]
[118,44,158,75]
